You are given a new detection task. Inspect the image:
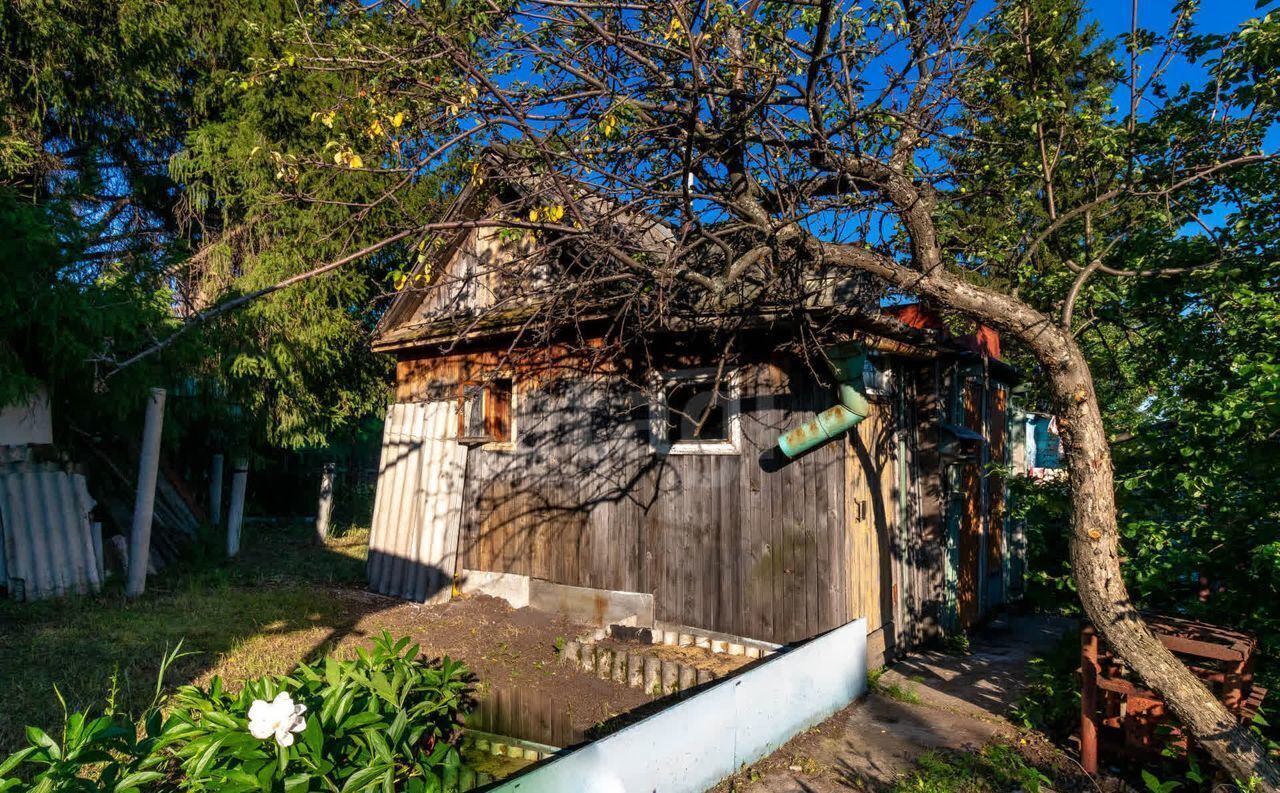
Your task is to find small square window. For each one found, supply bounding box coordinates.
[650,369,740,455]
[863,354,894,397]
[457,376,515,447]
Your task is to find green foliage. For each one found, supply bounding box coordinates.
[891,742,1050,793]
[868,670,923,705]
[0,633,473,792]
[942,633,971,656]
[1007,476,1077,614]
[161,0,471,450]
[0,0,194,417]
[0,0,461,453]
[867,666,887,690]
[0,187,180,421]
[950,0,1280,702]
[1010,636,1080,736]
[0,644,188,793]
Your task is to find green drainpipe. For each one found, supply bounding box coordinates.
[777,342,871,458]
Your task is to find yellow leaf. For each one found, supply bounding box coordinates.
[348,154,363,169]
[391,111,405,129]
[366,119,383,137]
[547,205,564,222]
[320,111,335,128]
[334,151,346,165]
[528,208,540,222]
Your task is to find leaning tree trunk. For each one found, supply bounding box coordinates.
[822,237,1280,786]
[1047,340,1280,788]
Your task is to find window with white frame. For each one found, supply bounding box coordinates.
[650,368,740,455]
[862,353,894,397]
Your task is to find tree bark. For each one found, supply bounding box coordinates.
[820,241,1280,787]
[1049,341,1279,788]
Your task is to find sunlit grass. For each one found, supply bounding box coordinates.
[0,523,370,751]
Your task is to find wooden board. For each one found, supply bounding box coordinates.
[897,362,947,645]
[845,405,897,634]
[957,380,984,628]
[987,385,1007,572]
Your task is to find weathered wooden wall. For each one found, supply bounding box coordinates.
[891,362,949,648]
[846,403,898,637]
[394,349,898,645]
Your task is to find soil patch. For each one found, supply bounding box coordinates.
[198,590,651,742]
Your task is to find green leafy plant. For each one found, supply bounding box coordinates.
[0,643,190,792]
[1010,636,1080,736]
[891,742,1049,792]
[942,633,971,656]
[1142,769,1182,793]
[0,633,474,792]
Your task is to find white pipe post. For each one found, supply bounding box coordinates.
[209,453,224,527]
[315,462,335,544]
[126,387,166,598]
[226,458,248,557]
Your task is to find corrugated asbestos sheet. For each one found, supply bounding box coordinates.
[0,462,101,600]
[367,401,467,603]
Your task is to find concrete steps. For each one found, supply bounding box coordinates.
[558,627,779,696]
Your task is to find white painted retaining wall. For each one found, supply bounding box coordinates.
[493,617,868,793]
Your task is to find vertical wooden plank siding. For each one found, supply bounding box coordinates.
[986,385,1008,572]
[846,415,879,633]
[900,362,947,644]
[393,351,899,644]
[957,380,985,628]
[844,404,899,635]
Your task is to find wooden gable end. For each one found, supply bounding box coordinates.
[374,195,550,351]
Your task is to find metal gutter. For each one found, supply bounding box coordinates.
[776,341,871,458]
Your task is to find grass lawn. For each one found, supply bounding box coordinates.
[0,521,372,753]
[0,519,649,758]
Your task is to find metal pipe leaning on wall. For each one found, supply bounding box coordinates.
[226,458,248,557]
[777,342,871,459]
[126,388,166,598]
[315,462,335,543]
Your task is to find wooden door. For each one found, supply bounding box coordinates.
[987,386,1008,574]
[846,405,896,634]
[957,381,984,627]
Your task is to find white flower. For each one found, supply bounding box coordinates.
[247,692,308,747]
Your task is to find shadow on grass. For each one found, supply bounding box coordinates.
[0,520,401,753]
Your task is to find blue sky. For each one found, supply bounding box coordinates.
[1088,0,1278,148]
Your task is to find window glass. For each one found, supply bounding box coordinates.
[862,354,893,396]
[666,379,729,442]
[486,378,513,442]
[457,377,514,445]
[650,369,740,454]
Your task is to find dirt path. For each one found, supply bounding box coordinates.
[714,615,1077,792]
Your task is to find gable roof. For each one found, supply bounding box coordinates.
[371,161,1009,369]
[373,158,679,352]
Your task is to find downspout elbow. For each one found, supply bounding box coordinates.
[777,345,871,459]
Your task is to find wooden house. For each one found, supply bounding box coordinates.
[366,173,1023,661]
